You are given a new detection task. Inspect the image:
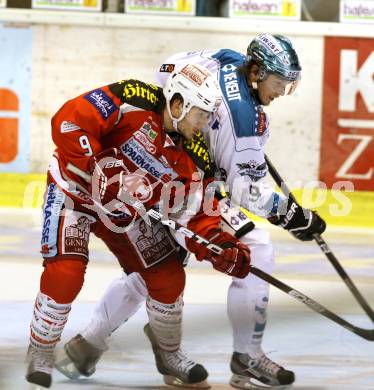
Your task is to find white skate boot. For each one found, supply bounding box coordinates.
[25,344,54,388]
[144,323,210,388]
[230,352,295,389]
[55,334,105,379]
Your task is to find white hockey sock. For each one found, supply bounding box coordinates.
[227,277,269,358]
[81,272,147,350]
[30,291,71,350]
[146,295,183,352]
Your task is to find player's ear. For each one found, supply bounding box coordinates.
[249,63,260,82]
[170,97,183,119]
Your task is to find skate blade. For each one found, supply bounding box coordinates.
[163,375,211,389]
[54,349,81,380]
[230,374,292,390]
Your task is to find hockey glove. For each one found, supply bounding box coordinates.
[88,148,135,219]
[187,231,251,278]
[269,199,326,241]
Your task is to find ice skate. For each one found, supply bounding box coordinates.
[55,334,104,379]
[230,352,295,389]
[144,323,210,388]
[25,344,54,388]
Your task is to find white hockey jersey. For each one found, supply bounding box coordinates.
[155,49,286,218]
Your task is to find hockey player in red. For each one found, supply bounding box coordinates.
[25,64,251,388]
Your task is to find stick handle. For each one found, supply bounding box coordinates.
[264,154,374,322]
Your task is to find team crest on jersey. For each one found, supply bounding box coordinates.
[84,89,116,119]
[236,160,267,182]
[159,64,175,73]
[120,173,153,202]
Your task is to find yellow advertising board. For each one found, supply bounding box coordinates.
[125,0,196,15]
[32,0,102,11]
[229,0,301,20]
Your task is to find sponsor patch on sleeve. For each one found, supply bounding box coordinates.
[83,88,117,119]
[60,121,81,133]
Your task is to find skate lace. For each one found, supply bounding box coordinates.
[164,349,196,374]
[255,355,281,376]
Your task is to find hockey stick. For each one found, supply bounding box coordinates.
[264,154,374,322]
[147,208,374,341]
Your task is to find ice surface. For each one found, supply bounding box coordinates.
[0,209,373,389]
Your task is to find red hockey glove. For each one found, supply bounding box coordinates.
[89,148,135,218]
[187,231,251,279]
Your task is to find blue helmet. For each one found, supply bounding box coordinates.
[246,34,301,82]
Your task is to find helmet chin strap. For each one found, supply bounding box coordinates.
[166,101,187,133]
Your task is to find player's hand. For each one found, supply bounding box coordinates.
[268,200,326,241]
[89,148,132,218]
[187,231,251,278]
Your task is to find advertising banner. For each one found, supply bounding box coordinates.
[229,0,301,20]
[340,0,374,24]
[320,37,374,191]
[125,0,196,15]
[32,0,102,11]
[0,24,32,173]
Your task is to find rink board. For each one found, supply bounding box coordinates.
[1,173,374,228]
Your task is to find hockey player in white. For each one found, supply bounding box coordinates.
[56,34,326,388]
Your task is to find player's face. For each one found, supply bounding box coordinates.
[258,74,297,106]
[177,107,212,140]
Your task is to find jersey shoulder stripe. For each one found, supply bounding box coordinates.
[212,50,267,138]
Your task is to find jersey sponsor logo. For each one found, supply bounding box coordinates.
[121,80,159,104]
[84,89,116,119]
[159,63,175,73]
[139,121,158,141]
[258,34,283,55]
[184,131,215,177]
[134,130,157,154]
[64,216,91,256]
[236,161,267,182]
[60,121,81,133]
[222,64,241,102]
[256,110,268,135]
[132,219,176,268]
[41,183,65,245]
[180,64,208,86]
[120,137,178,183]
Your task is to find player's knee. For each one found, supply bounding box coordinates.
[149,273,185,304]
[40,259,86,303]
[142,260,186,304]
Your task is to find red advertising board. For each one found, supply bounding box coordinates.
[320,37,374,191]
[0,88,19,163]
